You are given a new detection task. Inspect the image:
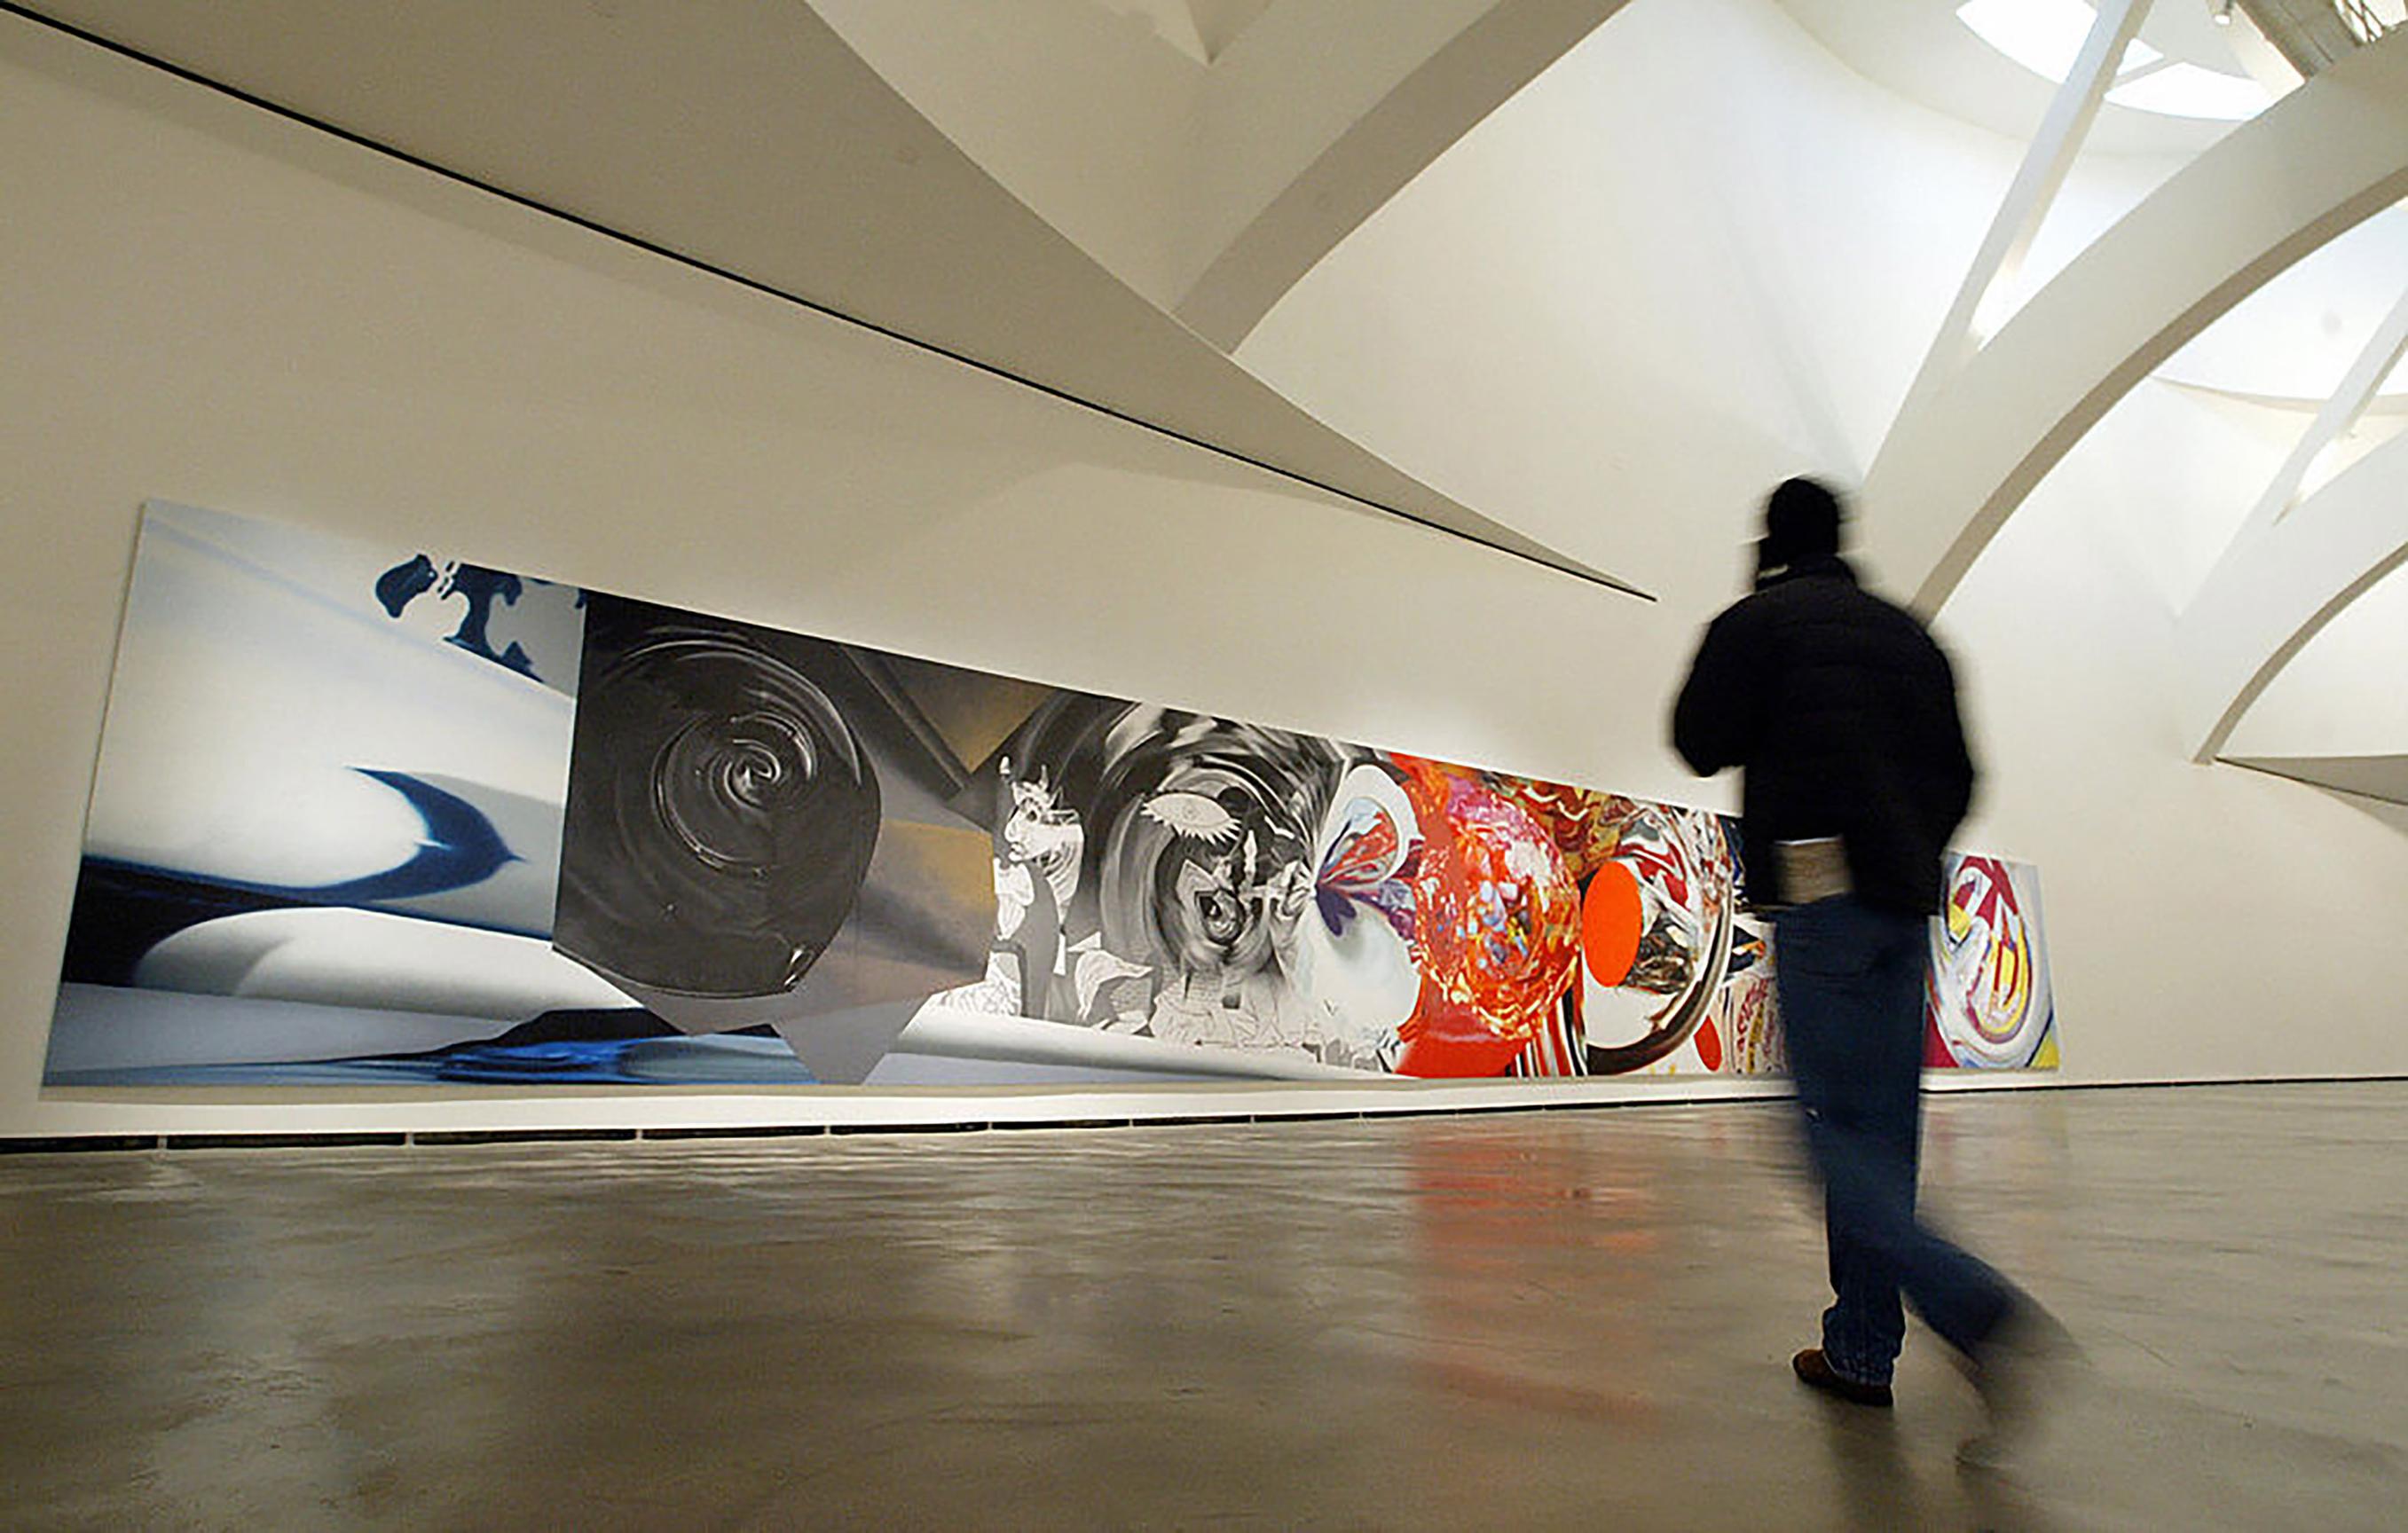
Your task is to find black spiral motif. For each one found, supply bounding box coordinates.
[655,705,827,873]
[555,609,880,999]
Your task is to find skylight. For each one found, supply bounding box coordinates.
[1956,0,2158,81]
[1956,0,2272,122]
[2105,62,2276,120]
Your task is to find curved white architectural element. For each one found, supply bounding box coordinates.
[1861,28,2408,614]
[807,2,1628,329]
[20,0,1638,592]
[1174,0,1634,349]
[2182,427,2408,762]
[806,1,1632,350]
[2223,752,2408,807]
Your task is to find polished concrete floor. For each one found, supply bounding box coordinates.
[2,1083,2404,1530]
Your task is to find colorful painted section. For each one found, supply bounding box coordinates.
[1925,853,2058,1069]
[47,503,2057,1087]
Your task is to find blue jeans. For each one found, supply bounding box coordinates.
[1772,895,2017,1386]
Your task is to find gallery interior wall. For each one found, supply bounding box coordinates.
[0,16,1731,1136]
[4,1,2403,1136]
[1234,0,2408,1086]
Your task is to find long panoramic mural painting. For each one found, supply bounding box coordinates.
[47,503,2058,1088]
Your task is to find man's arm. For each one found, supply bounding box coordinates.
[1672,607,1762,776]
[1929,641,1978,839]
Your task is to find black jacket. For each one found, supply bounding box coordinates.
[1672,554,1974,915]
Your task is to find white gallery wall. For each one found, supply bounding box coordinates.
[4,0,2404,1140]
[1236,0,2408,1085]
[0,16,1739,1137]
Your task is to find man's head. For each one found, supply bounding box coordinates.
[1764,476,1844,565]
[1751,477,1845,586]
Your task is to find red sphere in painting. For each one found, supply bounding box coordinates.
[1581,858,1643,989]
[1389,759,1580,1076]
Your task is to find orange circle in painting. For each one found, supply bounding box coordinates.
[1695,1017,1724,1073]
[1582,861,1643,988]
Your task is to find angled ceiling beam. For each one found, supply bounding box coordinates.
[2180,422,2408,763]
[1858,27,2408,615]
[2235,0,2365,76]
[10,0,1644,597]
[1886,0,2151,431]
[1176,0,1633,350]
[2223,752,2408,806]
[2233,284,2408,541]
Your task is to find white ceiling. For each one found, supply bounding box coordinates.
[12,0,1635,593]
[2159,200,2408,399]
[1776,0,2282,155]
[1089,0,1278,62]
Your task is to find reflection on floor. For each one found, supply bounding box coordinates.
[2,1083,2403,1529]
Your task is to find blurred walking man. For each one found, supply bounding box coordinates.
[1672,477,2063,1463]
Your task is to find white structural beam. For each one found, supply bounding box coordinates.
[2181,426,2408,761]
[805,1,1633,354]
[2223,753,2408,806]
[1175,0,1635,349]
[1860,28,2408,614]
[2178,285,2408,763]
[2235,285,2408,540]
[1891,0,2150,424]
[14,0,1642,594]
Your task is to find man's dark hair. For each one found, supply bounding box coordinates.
[1763,476,1844,569]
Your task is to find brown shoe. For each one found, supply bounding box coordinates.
[1792,1348,1893,1408]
